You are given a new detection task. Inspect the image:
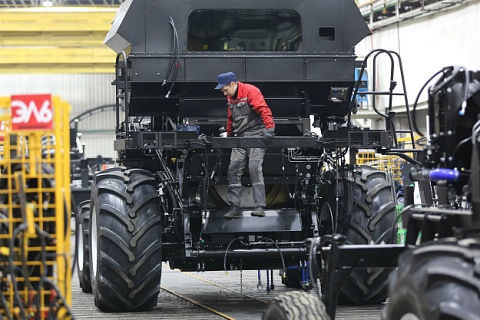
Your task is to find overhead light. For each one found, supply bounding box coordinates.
[42,0,53,7]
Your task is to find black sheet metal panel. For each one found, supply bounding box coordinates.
[104,0,371,119]
[202,209,302,234]
[105,0,370,54]
[211,136,320,149]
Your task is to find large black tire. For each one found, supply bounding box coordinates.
[324,165,397,305]
[76,200,92,293]
[89,168,163,311]
[342,165,397,304]
[76,166,124,294]
[382,239,480,320]
[262,291,329,320]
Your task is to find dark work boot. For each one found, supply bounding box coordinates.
[251,207,265,217]
[224,206,242,219]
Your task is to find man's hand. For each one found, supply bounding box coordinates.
[263,128,275,145]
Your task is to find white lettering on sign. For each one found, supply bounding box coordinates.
[11,100,53,124]
[10,94,53,130]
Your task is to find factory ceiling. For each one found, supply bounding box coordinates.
[0,0,123,7]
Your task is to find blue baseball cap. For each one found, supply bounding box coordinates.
[215,72,236,89]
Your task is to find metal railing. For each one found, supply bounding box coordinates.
[0,95,73,319]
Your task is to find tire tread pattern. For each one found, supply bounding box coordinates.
[383,239,480,320]
[77,200,92,293]
[339,165,397,305]
[91,168,163,311]
[262,291,330,320]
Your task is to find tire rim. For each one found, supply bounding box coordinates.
[400,313,420,320]
[91,206,97,278]
[77,223,84,272]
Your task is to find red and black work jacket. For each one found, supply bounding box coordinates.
[225,81,275,137]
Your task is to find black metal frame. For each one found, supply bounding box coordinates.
[95,0,466,317]
[314,66,480,319]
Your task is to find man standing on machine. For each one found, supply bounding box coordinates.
[215,71,275,219]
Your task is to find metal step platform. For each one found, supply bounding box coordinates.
[202,209,302,234]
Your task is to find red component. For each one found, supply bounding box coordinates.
[10,94,53,130]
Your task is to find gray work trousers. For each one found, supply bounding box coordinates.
[227,146,266,208]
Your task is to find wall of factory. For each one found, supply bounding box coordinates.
[0,73,117,158]
[355,0,480,133]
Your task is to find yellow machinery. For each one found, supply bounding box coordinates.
[356,136,417,185]
[0,96,72,319]
[356,151,405,182]
[356,136,418,244]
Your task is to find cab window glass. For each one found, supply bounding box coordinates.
[188,9,302,51]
